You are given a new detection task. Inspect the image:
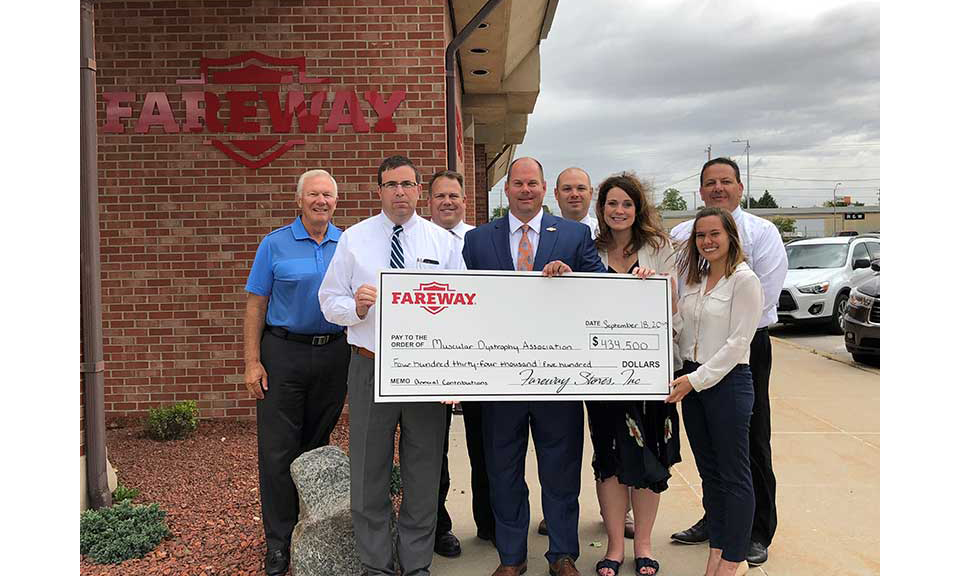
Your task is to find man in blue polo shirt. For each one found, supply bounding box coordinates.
[243,168,351,576]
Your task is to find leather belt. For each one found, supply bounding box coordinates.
[266,326,344,346]
[352,345,375,359]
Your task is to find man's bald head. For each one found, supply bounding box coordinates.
[554,166,593,222]
[506,156,545,184]
[505,157,547,222]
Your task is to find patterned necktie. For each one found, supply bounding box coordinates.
[517,224,533,271]
[390,224,404,269]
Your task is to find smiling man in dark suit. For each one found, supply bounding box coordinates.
[462,157,606,576]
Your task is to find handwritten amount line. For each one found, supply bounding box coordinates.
[389,347,586,352]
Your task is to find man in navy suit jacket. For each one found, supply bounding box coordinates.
[462,157,605,576]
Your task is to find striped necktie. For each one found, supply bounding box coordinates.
[390,224,404,269]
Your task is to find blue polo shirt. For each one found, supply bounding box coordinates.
[245,217,344,335]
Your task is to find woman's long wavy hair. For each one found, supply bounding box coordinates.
[678,206,745,286]
[594,171,670,258]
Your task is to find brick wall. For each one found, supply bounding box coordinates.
[95,0,459,419]
[474,143,488,225]
[462,133,476,225]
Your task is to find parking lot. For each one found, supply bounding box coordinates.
[437,338,881,575]
[769,323,879,371]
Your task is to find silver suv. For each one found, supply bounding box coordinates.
[777,235,880,334]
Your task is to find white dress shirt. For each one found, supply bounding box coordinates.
[508,209,544,269]
[674,262,763,391]
[318,212,465,352]
[434,219,475,254]
[670,206,787,328]
[579,214,599,240]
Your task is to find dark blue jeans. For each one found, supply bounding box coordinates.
[680,361,755,563]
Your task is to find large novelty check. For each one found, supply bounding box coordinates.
[374,270,673,402]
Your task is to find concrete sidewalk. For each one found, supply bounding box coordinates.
[432,340,880,576]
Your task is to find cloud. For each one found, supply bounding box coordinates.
[497,0,880,211]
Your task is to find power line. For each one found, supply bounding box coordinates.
[660,172,699,190]
[671,188,880,194]
[752,174,880,182]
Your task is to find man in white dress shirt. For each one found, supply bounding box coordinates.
[555,167,599,239]
[318,155,464,576]
[424,169,485,558]
[668,157,788,567]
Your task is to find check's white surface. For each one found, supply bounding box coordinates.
[374,270,673,402]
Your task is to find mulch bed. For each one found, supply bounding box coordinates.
[81,413,353,576]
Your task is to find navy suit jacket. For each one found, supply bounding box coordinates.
[462,211,605,274]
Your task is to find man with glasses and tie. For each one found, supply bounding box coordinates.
[319,155,464,576]
[462,157,605,576]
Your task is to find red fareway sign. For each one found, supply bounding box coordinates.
[101,52,406,169]
[391,282,477,315]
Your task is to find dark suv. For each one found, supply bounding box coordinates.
[844,259,879,365]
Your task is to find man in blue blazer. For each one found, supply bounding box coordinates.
[462,157,605,576]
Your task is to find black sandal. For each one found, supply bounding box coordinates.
[635,557,660,576]
[596,558,622,576]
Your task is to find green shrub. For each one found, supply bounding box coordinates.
[80,501,170,564]
[390,463,402,496]
[112,482,139,502]
[145,400,198,441]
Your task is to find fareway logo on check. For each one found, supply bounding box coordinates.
[391,282,477,315]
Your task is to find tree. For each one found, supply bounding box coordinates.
[755,190,778,208]
[770,216,797,239]
[491,205,550,219]
[822,199,865,208]
[658,188,687,211]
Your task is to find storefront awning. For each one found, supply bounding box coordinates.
[451,0,558,187]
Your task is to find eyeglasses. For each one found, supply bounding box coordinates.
[381,180,418,191]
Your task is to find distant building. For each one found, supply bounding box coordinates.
[660,205,880,239]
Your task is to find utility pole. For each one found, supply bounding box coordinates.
[693,145,711,211]
[833,182,842,234]
[732,138,750,210]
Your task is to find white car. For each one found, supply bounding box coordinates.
[777,235,880,334]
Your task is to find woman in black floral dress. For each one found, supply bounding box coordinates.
[586,173,681,576]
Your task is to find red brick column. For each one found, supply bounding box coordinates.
[474,143,489,225]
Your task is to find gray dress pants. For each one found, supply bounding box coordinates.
[347,351,446,576]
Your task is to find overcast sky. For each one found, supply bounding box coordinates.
[488,0,880,214]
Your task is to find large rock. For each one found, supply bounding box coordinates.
[289,446,362,576]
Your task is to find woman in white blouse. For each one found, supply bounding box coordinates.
[588,172,680,576]
[664,206,762,576]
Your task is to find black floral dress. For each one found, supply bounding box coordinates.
[584,262,682,493]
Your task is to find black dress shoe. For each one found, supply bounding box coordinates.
[746,541,768,566]
[670,516,708,544]
[537,518,548,535]
[264,548,289,576]
[435,530,462,558]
